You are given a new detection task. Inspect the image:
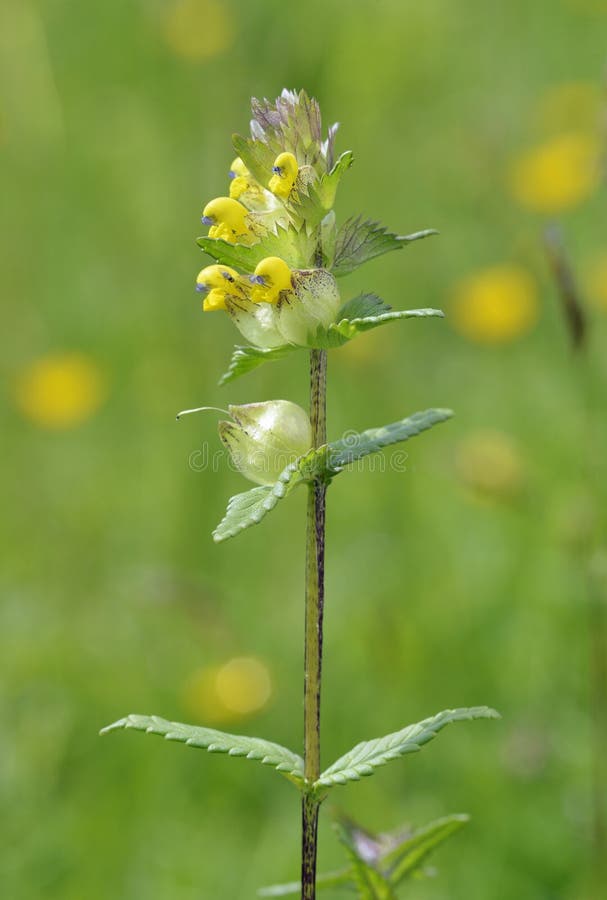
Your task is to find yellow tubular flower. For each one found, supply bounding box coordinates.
[201,197,252,243]
[268,152,298,199]
[250,257,292,304]
[229,157,251,200]
[196,264,240,312]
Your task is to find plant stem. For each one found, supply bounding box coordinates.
[301,348,327,900]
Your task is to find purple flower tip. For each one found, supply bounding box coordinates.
[195,283,208,293]
[249,275,265,285]
[272,166,282,175]
[201,215,214,226]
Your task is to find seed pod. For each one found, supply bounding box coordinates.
[218,401,312,486]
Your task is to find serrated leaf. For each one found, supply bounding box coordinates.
[258,870,351,897]
[337,293,392,320]
[327,408,454,471]
[218,344,298,386]
[318,307,445,349]
[100,714,304,785]
[213,448,324,542]
[316,707,500,789]
[333,217,437,277]
[383,814,469,886]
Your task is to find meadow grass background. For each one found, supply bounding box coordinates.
[2,0,607,897]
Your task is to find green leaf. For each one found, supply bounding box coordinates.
[333,217,437,277]
[337,293,392,319]
[100,714,304,786]
[382,814,469,886]
[258,870,351,897]
[318,307,445,349]
[213,448,324,543]
[327,408,454,471]
[316,707,500,789]
[218,344,298,386]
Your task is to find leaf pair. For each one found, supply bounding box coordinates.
[213,408,453,543]
[100,706,499,795]
[259,814,470,897]
[218,295,443,384]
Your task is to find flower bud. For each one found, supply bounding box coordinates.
[218,401,312,486]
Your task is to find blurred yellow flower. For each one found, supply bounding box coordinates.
[537,82,602,134]
[216,657,272,715]
[451,265,538,343]
[565,0,607,13]
[14,353,106,428]
[182,656,272,724]
[585,255,607,310]
[164,0,234,62]
[455,429,525,501]
[510,133,601,213]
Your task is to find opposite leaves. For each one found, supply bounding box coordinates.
[219,296,444,384]
[213,410,453,542]
[258,813,470,897]
[100,714,304,786]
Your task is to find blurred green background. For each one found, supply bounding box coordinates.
[2,0,607,897]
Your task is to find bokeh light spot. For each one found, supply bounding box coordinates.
[215,656,272,715]
[455,429,525,501]
[163,0,234,62]
[451,265,538,344]
[509,133,601,213]
[182,656,272,724]
[14,352,106,428]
